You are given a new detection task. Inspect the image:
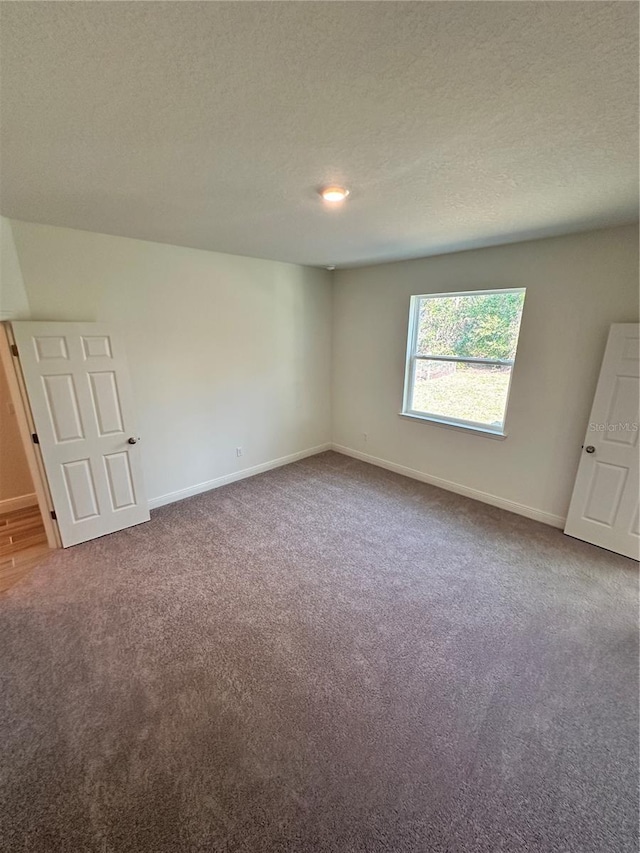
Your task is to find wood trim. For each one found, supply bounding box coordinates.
[0,493,38,513]
[0,324,61,549]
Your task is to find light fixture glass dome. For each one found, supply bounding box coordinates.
[320,186,350,202]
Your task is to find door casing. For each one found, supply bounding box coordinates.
[0,323,60,549]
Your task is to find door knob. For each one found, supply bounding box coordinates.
[127,437,138,445]
[585,445,595,454]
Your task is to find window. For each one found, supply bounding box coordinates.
[402,288,526,436]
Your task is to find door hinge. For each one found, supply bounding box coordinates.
[31,433,39,444]
[50,510,57,521]
[10,343,18,357]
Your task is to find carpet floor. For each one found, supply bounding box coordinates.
[0,451,637,853]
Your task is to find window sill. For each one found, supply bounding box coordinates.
[398,411,507,439]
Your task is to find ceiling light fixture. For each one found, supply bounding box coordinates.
[320,186,350,203]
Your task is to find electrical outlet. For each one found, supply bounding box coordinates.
[236,447,243,457]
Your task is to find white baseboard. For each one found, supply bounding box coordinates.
[148,443,332,510]
[0,492,38,513]
[331,444,566,529]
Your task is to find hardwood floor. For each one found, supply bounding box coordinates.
[0,504,50,593]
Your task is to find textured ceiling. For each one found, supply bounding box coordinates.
[1,1,638,267]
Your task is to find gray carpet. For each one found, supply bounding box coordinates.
[0,451,637,853]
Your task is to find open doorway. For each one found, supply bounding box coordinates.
[0,324,59,592]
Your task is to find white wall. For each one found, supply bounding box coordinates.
[7,218,639,526]
[10,221,332,506]
[332,225,640,525]
[0,216,30,320]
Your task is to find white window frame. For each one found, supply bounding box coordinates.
[401,288,526,438]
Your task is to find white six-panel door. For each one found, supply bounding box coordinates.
[565,323,639,560]
[11,322,149,547]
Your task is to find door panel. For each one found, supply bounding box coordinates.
[89,371,124,435]
[583,463,627,526]
[63,459,100,521]
[565,324,639,559]
[43,374,85,442]
[82,335,112,359]
[602,377,638,446]
[12,322,149,547]
[34,335,69,361]
[104,452,137,509]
